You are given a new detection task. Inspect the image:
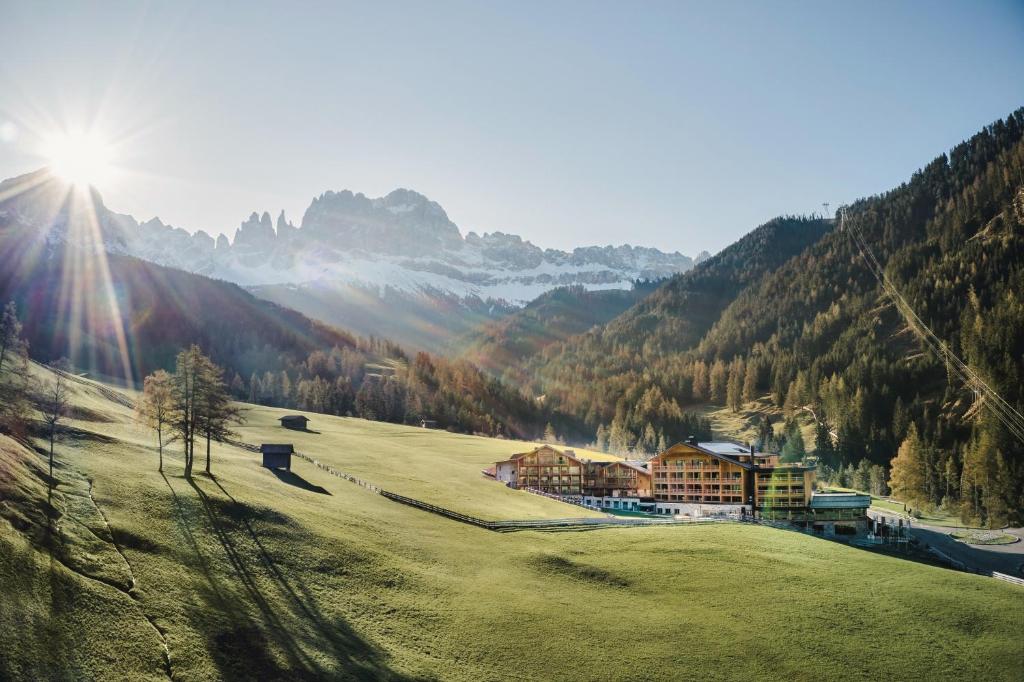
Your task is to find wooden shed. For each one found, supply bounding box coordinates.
[279,415,309,430]
[261,444,294,471]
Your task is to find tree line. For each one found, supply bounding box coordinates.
[499,108,1024,526]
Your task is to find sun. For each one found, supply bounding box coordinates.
[41,130,116,188]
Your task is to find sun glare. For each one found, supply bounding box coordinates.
[42,130,116,188]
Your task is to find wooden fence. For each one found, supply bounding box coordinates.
[290,451,699,533]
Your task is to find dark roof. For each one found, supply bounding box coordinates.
[809,492,870,509]
[279,415,308,423]
[658,442,755,470]
[260,444,294,454]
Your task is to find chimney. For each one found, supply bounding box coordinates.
[686,435,697,445]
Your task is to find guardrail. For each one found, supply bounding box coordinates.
[927,547,1024,587]
[992,571,1024,587]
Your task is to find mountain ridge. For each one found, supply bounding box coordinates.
[0,171,694,304]
[0,170,695,351]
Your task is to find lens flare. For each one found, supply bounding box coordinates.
[41,130,115,188]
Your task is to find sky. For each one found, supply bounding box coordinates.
[0,1,1022,255]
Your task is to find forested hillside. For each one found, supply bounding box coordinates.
[456,282,661,379]
[512,217,831,452]
[512,108,1024,524]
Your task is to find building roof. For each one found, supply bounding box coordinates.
[260,444,294,455]
[809,492,870,509]
[509,444,583,463]
[655,441,755,470]
[698,441,752,456]
[279,415,308,422]
[592,460,650,475]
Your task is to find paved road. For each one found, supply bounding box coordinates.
[869,510,1024,576]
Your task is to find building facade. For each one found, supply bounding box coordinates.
[648,440,814,516]
[495,441,817,520]
[496,445,585,496]
[583,460,652,498]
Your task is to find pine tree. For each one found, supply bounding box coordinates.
[813,420,836,468]
[642,422,658,453]
[868,464,888,497]
[726,358,744,412]
[709,359,728,404]
[230,373,245,399]
[692,361,709,401]
[780,419,806,463]
[595,423,609,452]
[742,358,759,403]
[853,459,872,493]
[0,300,26,374]
[0,303,30,438]
[248,372,260,403]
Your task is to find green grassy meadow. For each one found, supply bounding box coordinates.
[1,367,1023,681]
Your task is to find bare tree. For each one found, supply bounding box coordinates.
[41,367,70,482]
[137,369,175,472]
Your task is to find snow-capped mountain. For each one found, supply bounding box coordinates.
[122,187,694,304]
[0,170,694,349]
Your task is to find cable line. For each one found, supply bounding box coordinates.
[840,208,1024,442]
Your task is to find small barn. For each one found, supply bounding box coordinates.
[261,444,294,471]
[279,415,309,430]
[420,419,438,429]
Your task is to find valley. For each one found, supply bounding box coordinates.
[2,6,1022,681]
[1,365,1022,681]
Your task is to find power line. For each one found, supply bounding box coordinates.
[841,208,1024,443]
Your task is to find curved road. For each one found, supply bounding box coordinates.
[869,510,1024,576]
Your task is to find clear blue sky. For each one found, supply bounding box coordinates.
[1,1,1021,254]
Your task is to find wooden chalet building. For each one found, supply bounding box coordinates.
[583,460,652,497]
[494,446,654,509]
[648,439,814,516]
[494,445,584,495]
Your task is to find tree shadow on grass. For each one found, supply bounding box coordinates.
[270,469,331,495]
[175,474,415,681]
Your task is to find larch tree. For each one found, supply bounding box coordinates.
[889,423,928,508]
[137,369,175,472]
[173,345,204,478]
[196,353,242,475]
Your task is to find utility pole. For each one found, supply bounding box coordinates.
[822,202,830,219]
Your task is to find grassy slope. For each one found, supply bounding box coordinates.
[1,367,1022,681]
[234,404,618,521]
[694,396,818,452]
